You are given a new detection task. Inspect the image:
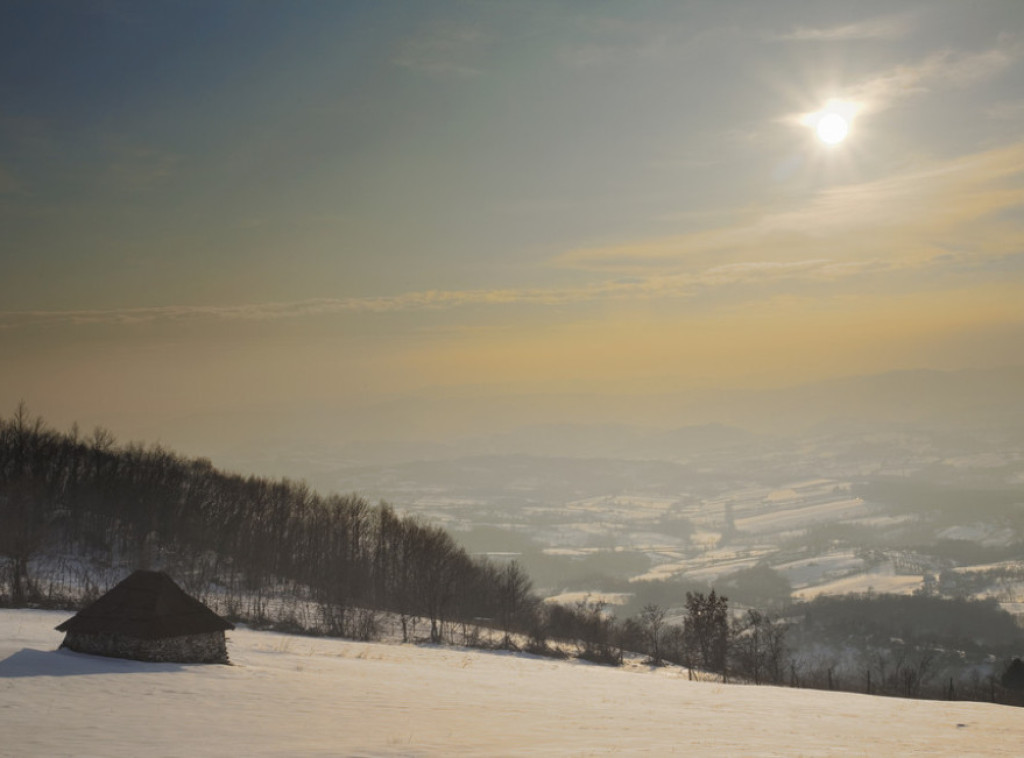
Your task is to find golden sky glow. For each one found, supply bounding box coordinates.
[2,2,1022,449]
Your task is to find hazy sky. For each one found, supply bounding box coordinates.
[2,1,1023,447]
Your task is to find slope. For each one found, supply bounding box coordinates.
[1,610,1021,757]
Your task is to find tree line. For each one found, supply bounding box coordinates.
[0,405,535,643]
[547,591,1024,706]
[540,591,786,685]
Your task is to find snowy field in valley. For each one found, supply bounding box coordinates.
[2,610,1023,757]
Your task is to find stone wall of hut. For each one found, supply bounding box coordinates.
[61,631,229,664]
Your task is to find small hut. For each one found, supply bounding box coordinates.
[55,570,234,664]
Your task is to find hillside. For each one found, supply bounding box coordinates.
[299,432,1024,619]
[2,609,1022,757]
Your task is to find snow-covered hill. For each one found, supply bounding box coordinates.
[1,610,1021,757]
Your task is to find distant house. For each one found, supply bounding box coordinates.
[55,570,234,664]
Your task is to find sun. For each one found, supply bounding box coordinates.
[816,112,849,144]
[803,99,857,146]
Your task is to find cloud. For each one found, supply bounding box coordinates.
[850,43,1018,115]
[557,15,739,69]
[557,17,677,68]
[782,38,1020,128]
[775,13,915,42]
[392,24,488,78]
[0,292,584,329]
[555,141,1024,274]
[4,139,1021,333]
[759,142,1024,236]
[0,256,894,332]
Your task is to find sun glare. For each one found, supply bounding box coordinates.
[803,99,856,146]
[816,112,849,144]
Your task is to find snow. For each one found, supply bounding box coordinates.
[542,591,633,607]
[791,568,924,601]
[3,609,1023,757]
[774,552,865,589]
[632,545,774,583]
[765,488,801,502]
[951,561,1024,575]
[938,524,1018,547]
[734,498,871,535]
[942,453,1017,469]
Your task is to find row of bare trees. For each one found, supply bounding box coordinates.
[0,405,536,643]
[529,590,787,685]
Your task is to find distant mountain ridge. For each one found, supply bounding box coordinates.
[90,364,1024,475]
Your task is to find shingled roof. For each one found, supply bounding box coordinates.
[56,570,234,640]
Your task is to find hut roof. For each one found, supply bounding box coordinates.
[55,570,234,640]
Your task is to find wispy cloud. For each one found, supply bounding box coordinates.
[761,142,1024,235]
[774,13,915,42]
[556,141,1024,274]
[5,135,1021,332]
[0,291,592,329]
[849,44,1019,114]
[557,15,737,69]
[0,257,892,331]
[558,17,675,68]
[782,37,1021,128]
[0,255,897,331]
[392,23,489,78]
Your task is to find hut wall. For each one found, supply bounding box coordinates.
[61,631,229,664]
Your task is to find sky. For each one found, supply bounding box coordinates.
[2,0,1023,451]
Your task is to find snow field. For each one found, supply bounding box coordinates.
[3,610,1024,757]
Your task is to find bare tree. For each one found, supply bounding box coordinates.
[496,561,533,648]
[639,603,667,664]
[732,609,789,685]
[0,404,53,604]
